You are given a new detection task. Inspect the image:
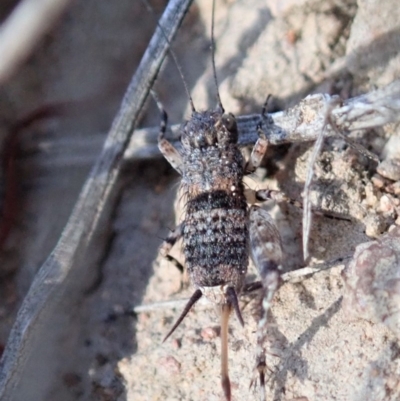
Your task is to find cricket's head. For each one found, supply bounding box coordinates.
[163,284,243,401]
[180,110,244,192]
[181,110,238,151]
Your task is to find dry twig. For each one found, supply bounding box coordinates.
[0,0,193,398]
[27,80,400,169]
[124,80,400,161]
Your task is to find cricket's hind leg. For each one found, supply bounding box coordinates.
[240,97,284,399]
[248,205,283,401]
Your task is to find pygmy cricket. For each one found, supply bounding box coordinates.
[154,2,283,399]
[157,96,283,400]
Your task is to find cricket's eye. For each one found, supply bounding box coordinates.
[222,113,237,132]
[221,113,238,143]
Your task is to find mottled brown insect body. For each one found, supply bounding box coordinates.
[153,6,282,396]
[181,110,249,295]
[156,97,280,400]
[158,107,256,400]
[146,0,286,398]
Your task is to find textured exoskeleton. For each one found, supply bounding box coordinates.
[158,104,283,401]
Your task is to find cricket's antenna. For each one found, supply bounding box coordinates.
[141,0,196,113]
[211,0,224,113]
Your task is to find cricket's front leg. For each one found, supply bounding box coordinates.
[153,90,184,175]
[245,125,269,174]
[249,205,283,401]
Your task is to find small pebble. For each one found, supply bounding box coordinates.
[371,174,387,189]
[379,194,395,215]
[158,355,181,375]
[201,326,219,340]
[364,213,387,237]
[388,181,400,195]
[171,338,181,350]
[377,158,400,181]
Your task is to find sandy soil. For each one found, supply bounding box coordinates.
[0,0,399,400]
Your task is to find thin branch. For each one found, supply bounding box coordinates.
[133,296,211,314]
[23,80,400,169]
[133,255,350,314]
[122,80,400,161]
[0,0,193,398]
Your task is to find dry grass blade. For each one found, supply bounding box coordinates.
[0,0,193,398]
[302,98,341,261]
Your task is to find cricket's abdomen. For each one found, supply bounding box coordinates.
[183,189,249,290]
